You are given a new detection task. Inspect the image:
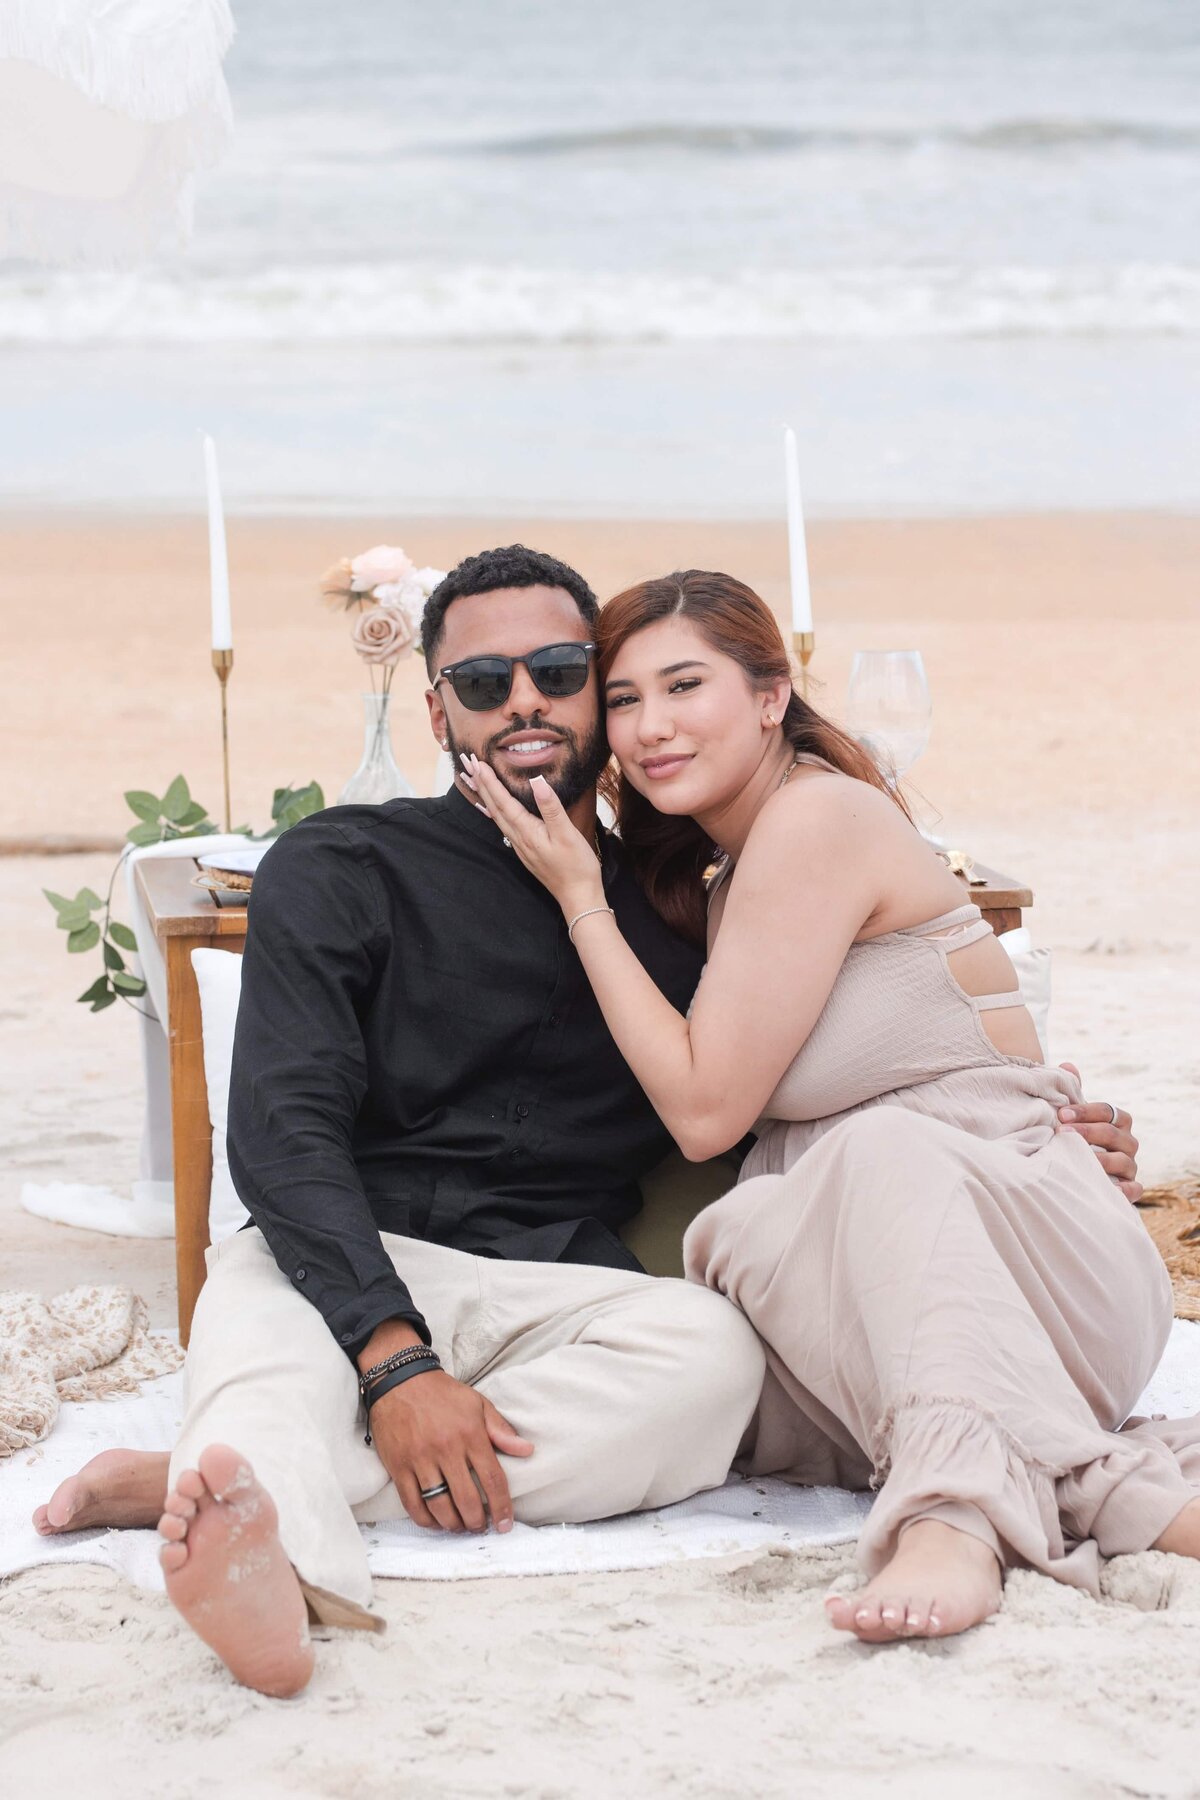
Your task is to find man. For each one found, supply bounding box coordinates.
[35,545,1143,1698]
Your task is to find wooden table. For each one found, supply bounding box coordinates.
[135,857,250,1344]
[137,854,1033,1344]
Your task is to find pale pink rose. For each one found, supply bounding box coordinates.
[350,544,415,593]
[351,603,416,665]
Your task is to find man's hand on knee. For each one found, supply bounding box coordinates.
[1056,1063,1142,1204]
[368,1370,533,1535]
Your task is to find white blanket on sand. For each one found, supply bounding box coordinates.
[2,1322,1198,1590]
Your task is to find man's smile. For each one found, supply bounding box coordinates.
[494,730,566,770]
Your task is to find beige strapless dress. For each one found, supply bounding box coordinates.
[684,892,1199,1593]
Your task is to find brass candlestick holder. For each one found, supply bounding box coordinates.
[212,648,234,832]
[793,630,815,702]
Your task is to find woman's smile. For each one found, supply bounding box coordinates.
[638,751,695,780]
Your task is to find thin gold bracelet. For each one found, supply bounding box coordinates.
[567,904,615,942]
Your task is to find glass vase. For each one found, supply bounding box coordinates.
[338,691,415,805]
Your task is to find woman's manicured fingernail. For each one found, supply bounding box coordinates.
[475,803,491,816]
[459,772,477,791]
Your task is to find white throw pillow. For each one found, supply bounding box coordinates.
[190,947,249,1241]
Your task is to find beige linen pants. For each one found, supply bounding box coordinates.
[171,1227,765,1618]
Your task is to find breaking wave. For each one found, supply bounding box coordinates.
[1,261,1197,346]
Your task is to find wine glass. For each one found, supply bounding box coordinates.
[845,650,931,785]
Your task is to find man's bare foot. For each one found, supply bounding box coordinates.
[159,1443,314,1698]
[1152,1496,1200,1559]
[825,1519,1002,1643]
[33,1449,169,1536]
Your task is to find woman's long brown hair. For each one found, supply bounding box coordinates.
[598,569,910,948]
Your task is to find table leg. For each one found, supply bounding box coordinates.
[164,934,216,1345]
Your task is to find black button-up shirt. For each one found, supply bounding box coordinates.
[227,787,704,1357]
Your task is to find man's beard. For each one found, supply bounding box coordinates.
[446,712,609,814]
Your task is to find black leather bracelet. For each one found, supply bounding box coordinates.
[358,1343,438,1398]
[362,1353,441,1444]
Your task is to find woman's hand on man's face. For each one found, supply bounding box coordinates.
[466,756,605,916]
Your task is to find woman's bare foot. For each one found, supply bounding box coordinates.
[1152,1496,1200,1559]
[158,1443,314,1698]
[825,1519,1002,1643]
[33,1449,169,1536]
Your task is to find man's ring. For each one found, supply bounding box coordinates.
[420,1481,451,1502]
[1102,1102,1120,1126]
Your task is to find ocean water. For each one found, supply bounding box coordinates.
[2,0,1197,512]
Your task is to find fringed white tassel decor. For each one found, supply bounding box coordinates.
[0,0,235,265]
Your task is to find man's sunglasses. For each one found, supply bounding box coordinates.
[435,641,596,713]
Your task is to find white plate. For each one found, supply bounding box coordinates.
[197,844,271,876]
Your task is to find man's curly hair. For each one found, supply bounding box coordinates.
[421,545,600,677]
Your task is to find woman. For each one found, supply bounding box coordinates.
[468,569,1200,1643]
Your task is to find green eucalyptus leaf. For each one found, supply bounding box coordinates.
[77,976,111,1004]
[124,789,162,822]
[75,887,103,911]
[161,774,191,822]
[111,972,147,995]
[269,781,325,836]
[90,991,118,1012]
[176,801,210,828]
[67,922,101,953]
[43,888,74,913]
[126,821,164,847]
[108,921,138,951]
[102,940,126,971]
[56,906,91,932]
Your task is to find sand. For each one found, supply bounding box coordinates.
[2,510,1198,1795]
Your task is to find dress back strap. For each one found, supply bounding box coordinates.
[973,989,1025,1012]
[901,903,985,942]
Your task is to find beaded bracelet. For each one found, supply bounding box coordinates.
[567,904,615,943]
[361,1351,442,1444]
[358,1342,436,1398]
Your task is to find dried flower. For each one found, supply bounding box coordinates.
[351,603,417,666]
[319,557,356,610]
[350,544,415,593]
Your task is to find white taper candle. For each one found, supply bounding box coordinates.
[203,434,232,651]
[783,425,813,636]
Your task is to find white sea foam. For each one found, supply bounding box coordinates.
[2,262,1197,346]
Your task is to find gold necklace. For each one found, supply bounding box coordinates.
[705,758,800,883]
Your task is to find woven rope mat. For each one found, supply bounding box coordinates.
[1138,1176,1200,1321]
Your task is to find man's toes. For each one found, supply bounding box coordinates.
[159,1539,188,1573]
[197,1442,254,1502]
[158,1510,188,1542]
[162,1491,197,1521]
[175,1468,206,1503]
